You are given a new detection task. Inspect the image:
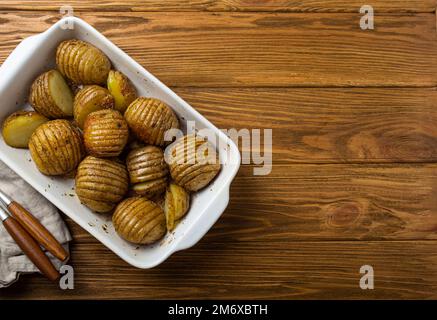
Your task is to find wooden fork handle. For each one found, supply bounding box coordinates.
[3,216,59,281]
[8,201,69,261]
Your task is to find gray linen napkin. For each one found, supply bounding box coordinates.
[0,160,72,288]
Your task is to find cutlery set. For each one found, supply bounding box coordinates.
[0,189,67,281]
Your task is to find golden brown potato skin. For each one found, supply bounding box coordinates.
[73,85,114,129]
[112,197,166,244]
[164,183,190,231]
[2,111,49,148]
[56,39,111,85]
[84,109,129,157]
[28,120,84,175]
[29,70,73,119]
[124,97,179,147]
[107,70,137,113]
[126,145,168,197]
[75,156,128,213]
[167,135,221,192]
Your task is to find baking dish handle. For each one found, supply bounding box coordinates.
[175,184,231,251]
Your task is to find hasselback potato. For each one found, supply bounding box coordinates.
[112,197,166,244]
[0,36,224,247]
[126,146,168,197]
[28,120,83,175]
[56,39,111,85]
[107,70,137,113]
[164,183,190,231]
[2,111,49,148]
[75,156,128,213]
[73,85,114,129]
[84,109,129,157]
[29,69,74,118]
[167,134,221,192]
[124,97,179,146]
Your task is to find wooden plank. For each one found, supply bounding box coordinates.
[0,12,436,87]
[0,6,436,301]
[0,0,435,13]
[176,87,437,163]
[227,164,437,241]
[2,240,437,299]
[60,164,437,242]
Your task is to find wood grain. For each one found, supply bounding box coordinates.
[2,239,437,299]
[0,12,436,87]
[61,164,437,242]
[177,87,437,163]
[0,0,435,13]
[2,2,437,301]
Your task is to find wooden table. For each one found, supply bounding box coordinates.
[2,0,437,299]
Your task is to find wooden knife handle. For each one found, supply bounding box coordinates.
[3,216,59,281]
[8,201,69,261]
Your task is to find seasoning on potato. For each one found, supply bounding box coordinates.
[107,70,137,113]
[2,111,49,148]
[167,134,221,192]
[124,97,179,147]
[112,197,166,244]
[29,69,74,119]
[56,39,111,85]
[75,156,128,213]
[73,85,114,129]
[0,35,230,250]
[84,109,129,157]
[28,119,83,175]
[164,183,190,231]
[126,145,168,197]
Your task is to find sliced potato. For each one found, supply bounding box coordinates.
[164,183,190,231]
[107,70,137,113]
[73,85,114,129]
[132,179,167,197]
[126,146,168,197]
[167,134,221,192]
[118,137,144,162]
[2,111,49,148]
[56,39,111,85]
[84,109,129,157]
[124,97,179,146]
[113,197,166,244]
[29,70,74,118]
[28,120,84,175]
[75,156,129,213]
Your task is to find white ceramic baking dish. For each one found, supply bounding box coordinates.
[0,17,240,268]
